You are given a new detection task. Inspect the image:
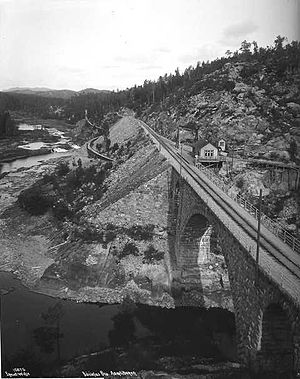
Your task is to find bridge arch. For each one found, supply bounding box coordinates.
[257,302,294,375]
[174,210,233,310]
[178,213,210,268]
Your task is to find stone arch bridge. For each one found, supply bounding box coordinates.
[139,119,300,376]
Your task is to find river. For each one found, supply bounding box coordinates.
[0,123,80,174]
[1,151,73,173]
[0,271,237,377]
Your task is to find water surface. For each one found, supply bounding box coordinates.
[0,123,78,174]
[0,151,72,173]
[1,271,236,378]
[0,272,121,362]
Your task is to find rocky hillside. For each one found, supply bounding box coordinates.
[139,43,300,238]
[142,61,300,164]
[9,117,174,307]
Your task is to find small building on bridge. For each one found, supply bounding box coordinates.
[196,140,218,160]
[194,138,227,162]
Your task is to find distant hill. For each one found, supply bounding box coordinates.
[78,88,111,95]
[3,87,111,99]
[5,87,53,92]
[3,87,76,99]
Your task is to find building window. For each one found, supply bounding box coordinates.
[204,149,214,157]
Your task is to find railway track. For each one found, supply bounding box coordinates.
[140,120,300,283]
[86,137,113,162]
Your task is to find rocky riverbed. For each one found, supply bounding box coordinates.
[0,113,78,168]
[0,113,85,288]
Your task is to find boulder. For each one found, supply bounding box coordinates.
[287,102,300,116]
[279,197,299,219]
[264,150,290,161]
[233,82,252,93]
[235,171,270,197]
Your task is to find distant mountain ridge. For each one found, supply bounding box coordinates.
[78,88,111,95]
[5,87,53,92]
[3,87,111,99]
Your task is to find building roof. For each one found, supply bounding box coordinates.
[193,139,218,150]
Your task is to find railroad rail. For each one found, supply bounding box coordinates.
[86,137,113,162]
[85,114,102,130]
[139,120,300,287]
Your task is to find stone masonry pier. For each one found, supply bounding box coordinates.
[139,118,300,376]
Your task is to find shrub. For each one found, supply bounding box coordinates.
[119,242,139,258]
[111,143,119,153]
[104,161,113,170]
[288,140,298,162]
[240,65,260,80]
[85,228,104,242]
[235,178,244,189]
[126,224,155,240]
[117,145,124,155]
[66,170,82,189]
[43,173,55,184]
[143,245,164,263]
[105,138,111,151]
[81,166,97,183]
[222,80,236,92]
[94,169,106,186]
[104,230,117,243]
[18,188,50,215]
[106,222,117,230]
[56,162,70,176]
[269,151,279,160]
[52,200,73,220]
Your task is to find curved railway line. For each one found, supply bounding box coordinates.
[140,120,300,284]
[86,137,113,162]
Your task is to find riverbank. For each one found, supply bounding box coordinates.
[0,130,57,163]
[0,111,88,285]
[0,153,175,308]
[0,112,78,168]
[0,159,68,284]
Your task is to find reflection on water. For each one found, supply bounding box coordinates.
[0,122,78,174]
[1,271,237,378]
[18,124,43,131]
[18,142,49,150]
[0,122,81,174]
[0,272,119,362]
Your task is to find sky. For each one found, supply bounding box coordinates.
[0,0,299,91]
